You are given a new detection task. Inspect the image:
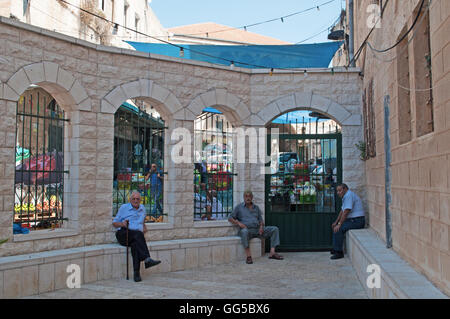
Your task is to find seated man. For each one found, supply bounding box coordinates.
[330,183,366,260]
[228,190,283,264]
[112,191,161,282]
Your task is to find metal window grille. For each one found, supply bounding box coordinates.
[14,90,68,231]
[194,111,234,221]
[267,112,342,215]
[113,104,166,222]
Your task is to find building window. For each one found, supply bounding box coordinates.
[396,26,412,144]
[23,0,29,15]
[14,88,68,231]
[396,2,434,143]
[135,14,140,38]
[124,2,129,28]
[194,110,234,221]
[413,5,433,137]
[113,102,165,221]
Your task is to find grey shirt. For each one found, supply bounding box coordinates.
[230,202,263,229]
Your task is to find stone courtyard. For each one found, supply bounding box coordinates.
[28,252,368,299]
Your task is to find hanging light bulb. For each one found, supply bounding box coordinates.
[179,47,184,57]
[304,70,308,77]
[230,61,235,70]
[269,68,274,76]
[281,17,284,23]
[317,6,320,11]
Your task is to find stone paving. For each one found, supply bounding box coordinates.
[27,252,368,299]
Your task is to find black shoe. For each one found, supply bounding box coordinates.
[134,271,142,282]
[330,249,335,255]
[330,252,344,260]
[144,257,161,269]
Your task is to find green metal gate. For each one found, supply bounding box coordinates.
[265,115,342,251]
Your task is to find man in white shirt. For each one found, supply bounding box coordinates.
[330,184,365,260]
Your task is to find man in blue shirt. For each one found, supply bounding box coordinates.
[330,183,365,260]
[113,191,161,282]
[146,163,163,215]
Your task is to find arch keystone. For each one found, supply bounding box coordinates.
[121,81,141,99]
[276,94,296,113]
[139,79,153,97]
[43,62,59,83]
[310,93,332,115]
[199,90,217,108]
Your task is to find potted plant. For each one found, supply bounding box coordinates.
[355,141,368,161]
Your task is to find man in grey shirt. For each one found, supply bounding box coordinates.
[229,190,283,264]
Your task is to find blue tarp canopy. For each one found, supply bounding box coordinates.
[126,41,343,69]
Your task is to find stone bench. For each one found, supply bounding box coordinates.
[346,228,448,299]
[0,236,261,298]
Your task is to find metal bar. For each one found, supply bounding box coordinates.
[16,112,70,122]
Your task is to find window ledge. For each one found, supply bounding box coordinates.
[13,228,80,242]
[193,220,233,228]
[145,222,174,230]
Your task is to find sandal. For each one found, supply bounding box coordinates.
[246,256,253,264]
[268,253,284,260]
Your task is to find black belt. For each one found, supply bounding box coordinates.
[348,216,365,221]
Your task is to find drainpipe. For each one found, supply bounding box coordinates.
[348,0,355,67]
[384,96,392,248]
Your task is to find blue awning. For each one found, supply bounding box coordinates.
[126,41,343,69]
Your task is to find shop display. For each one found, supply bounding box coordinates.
[269,162,335,212]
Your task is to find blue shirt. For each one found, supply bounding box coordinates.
[230,202,263,229]
[342,190,365,218]
[149,169,162,191]
[113,203,146,232]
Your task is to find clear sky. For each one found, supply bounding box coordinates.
[150,0,346,44]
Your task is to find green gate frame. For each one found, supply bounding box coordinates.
[265,133,343,251]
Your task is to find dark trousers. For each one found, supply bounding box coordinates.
[116,228,150,271]
[332,216,365,253]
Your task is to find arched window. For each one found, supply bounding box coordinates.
[113,100,165,222]
[194,108,234,221]
[14,86,68,231]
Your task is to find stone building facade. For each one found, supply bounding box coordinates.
[0,0,169,48]
[0,16,363,297]
[350,0,450,294]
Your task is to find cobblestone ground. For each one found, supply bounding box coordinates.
[28,252,368,299]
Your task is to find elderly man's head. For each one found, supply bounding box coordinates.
[129,191,141,209]
[336,183,349,198]
[243,190,253,205]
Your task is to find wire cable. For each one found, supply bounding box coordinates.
[177,0,337,37]
[367,0,426,53]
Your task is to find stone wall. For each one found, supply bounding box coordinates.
[352,0,450,294]
[0,17,363,258]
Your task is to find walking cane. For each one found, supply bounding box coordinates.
[125,220,129,280]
